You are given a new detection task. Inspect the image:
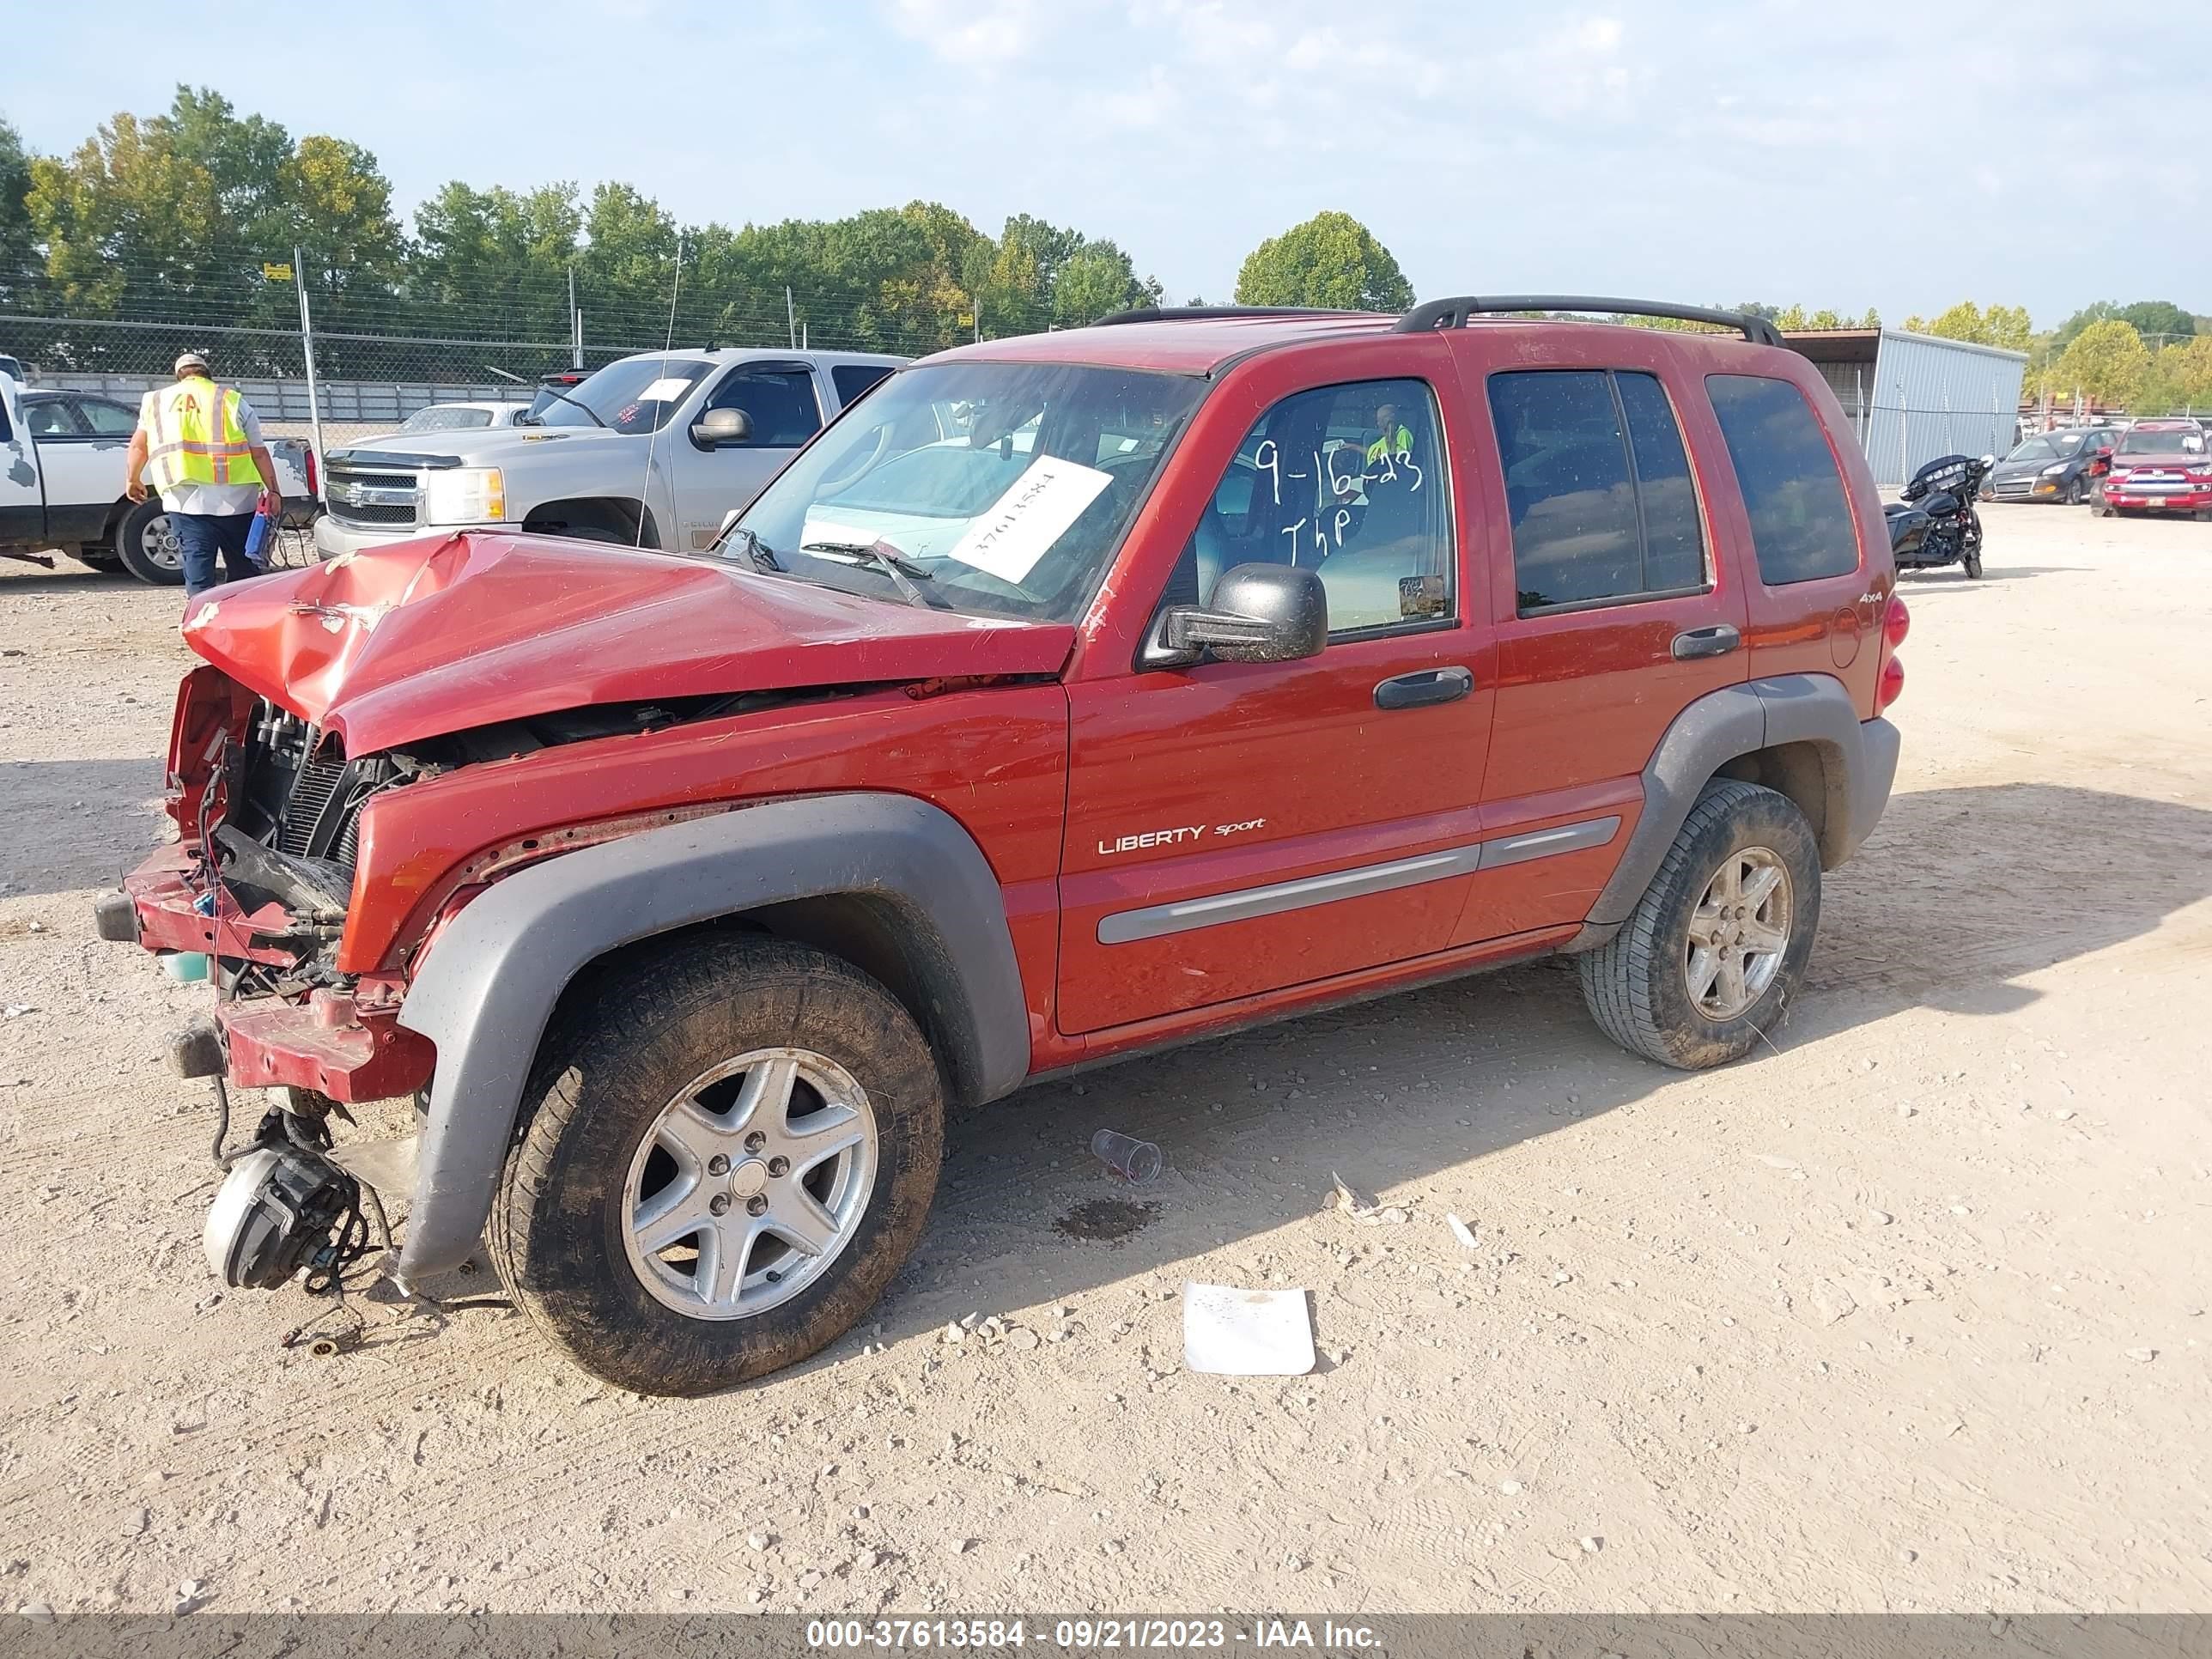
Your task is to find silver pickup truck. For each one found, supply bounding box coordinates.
[313,347,902,559]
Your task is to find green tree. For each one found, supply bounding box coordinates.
[1900,301,2033,351]
[21,87,406,370]
[1234,211,1413,313]
[2172,336,2212,406]
[1049,239,1158,326]
[410,180,580,338]
[283,135,405,317]
[2049,319,2149,405]
[2131,337,2212,414]
[0,114,38,308]
[2114,300,2195,344]
[577,181,680,329]
[2050,301,2118,352]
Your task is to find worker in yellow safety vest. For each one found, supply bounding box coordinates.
[126,350,284,599]
[1364,400,1413,466]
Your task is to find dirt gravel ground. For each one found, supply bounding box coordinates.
[1,503,2208,1617]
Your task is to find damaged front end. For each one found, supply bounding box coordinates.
[115,669,435,1103]
[100,667,434,1295]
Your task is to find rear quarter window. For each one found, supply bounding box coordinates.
[1705,374,1859,585]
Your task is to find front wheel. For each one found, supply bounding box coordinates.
[489,936,945,1395]
[1578,781,1821,1069]
[1962,549,1984,580]
[116,497,187,586]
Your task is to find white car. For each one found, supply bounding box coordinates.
[356,399,533,447]
[0,382,315,585]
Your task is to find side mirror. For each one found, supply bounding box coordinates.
[1148,563,1328,666]
[690,407,752,450]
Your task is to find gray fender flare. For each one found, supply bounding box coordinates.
[1579,673,1900,936]
[392,793,1029,1283]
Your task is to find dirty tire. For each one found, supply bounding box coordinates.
[1577,780,1820,1070]
[488,936,944,1396]
[116,497,186,586]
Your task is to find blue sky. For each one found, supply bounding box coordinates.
[5,0,2205,327]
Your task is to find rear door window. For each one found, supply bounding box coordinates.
[831,363,894,408]
[71,397,139,436]
[1705,374,1859,585]
[1489,369,1709,612]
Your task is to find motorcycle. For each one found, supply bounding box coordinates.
[1884,453,1993,580]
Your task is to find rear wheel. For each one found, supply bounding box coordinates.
[489,936,944,1395]
[1578,781,1821,1069]
[116,497,186,586]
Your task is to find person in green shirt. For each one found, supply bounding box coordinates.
[1365,400,1413,465]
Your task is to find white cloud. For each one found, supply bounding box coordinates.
[887,0,1042,68]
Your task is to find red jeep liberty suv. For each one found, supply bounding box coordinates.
[98,296,1905,1395]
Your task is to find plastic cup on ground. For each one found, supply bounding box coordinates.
[1091,1128,1162,1184]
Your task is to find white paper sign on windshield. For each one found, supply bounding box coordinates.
[635,376,696,404]
[944,456,1115,586]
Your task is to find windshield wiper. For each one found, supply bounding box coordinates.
[800,541,939,609]
[484,364,607,429]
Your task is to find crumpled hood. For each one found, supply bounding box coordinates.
[181,530,1075,755]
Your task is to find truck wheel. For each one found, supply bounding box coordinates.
[1577,781,1821,1070]
[489,936,943,1395]
[116,498,187,586]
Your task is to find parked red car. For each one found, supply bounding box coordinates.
[2094,418,2212,518]
[98,297,1904,1395]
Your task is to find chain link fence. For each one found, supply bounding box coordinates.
[0,313,666,453]
[0,245,1079,462]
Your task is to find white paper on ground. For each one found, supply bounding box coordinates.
[943,455,1114,586]
[1182,1281,1315,1376]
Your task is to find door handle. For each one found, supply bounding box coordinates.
[1671,624,1741,661]
[1373,665,1474,710]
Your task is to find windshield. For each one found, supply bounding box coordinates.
[2005,436,2057,463]
[398,405,497,434]
[534,356,712,434]
[729,362,1206,623]
[2118,426,2205,457]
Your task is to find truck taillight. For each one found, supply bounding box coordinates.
[1877,654,1905,713]
[1883,594,1911,648]
[305,446,319,498]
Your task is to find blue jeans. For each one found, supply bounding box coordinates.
[173,511,260,598]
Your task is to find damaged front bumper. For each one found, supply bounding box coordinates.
[102,842,435,1103]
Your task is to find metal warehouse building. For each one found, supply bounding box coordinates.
[1782,328,2028,489]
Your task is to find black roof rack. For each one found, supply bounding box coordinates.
[1395,295,1784,349]
[1091,305,1369,327]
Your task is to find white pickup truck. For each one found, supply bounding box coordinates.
[313,347,902,559]
[0,377,315,583]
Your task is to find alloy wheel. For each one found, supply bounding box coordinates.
[620,1047,878,1321]
[140,513,185,574]
[1684,848,1792,1021]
